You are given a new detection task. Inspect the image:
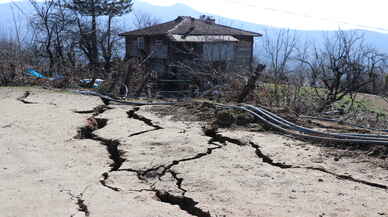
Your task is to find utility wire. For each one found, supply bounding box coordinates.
[226,0,388,33]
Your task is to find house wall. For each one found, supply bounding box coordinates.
[150,39,168,59]
[202,42,236,61]
[124,35,255,79]
[234,36,254,70]
[125,36,138,58]
[125,35,168,59]
[125,35,170,78]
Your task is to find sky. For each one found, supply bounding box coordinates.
[142,0,388,33]
[1,0,387,33]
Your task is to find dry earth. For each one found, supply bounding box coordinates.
[1,87,388,217]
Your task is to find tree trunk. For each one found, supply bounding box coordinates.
[237,64,266,103]
[88,11,98,88]
[135,70,151,97]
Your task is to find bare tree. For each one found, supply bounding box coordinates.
[30,0,82,72]
[260,28,298,106]
[9,2,32,47]
[0,38,18,86]
[0,2,38,86]
[66,0,133,87]
[98,14,125,73]
[132,11,160,29]
[31,0,60,71]
[298,30,387,112]
[27,0,134,89]
[262,28,297,80]
[237,64,266,103]
[363,51,387,94]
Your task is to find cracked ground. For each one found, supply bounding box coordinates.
[1,87,388,217]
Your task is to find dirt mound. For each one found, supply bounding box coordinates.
[150,101,262,130]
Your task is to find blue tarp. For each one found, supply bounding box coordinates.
[26,69,48,79]
[25,69,64,81]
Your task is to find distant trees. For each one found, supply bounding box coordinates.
[28,0,133,86]
[262,29,298,82]
[0,3,37,86]
[0,38,18,85]
[257,29,388,113]
[132,11,160,29]
[259,29,300,107]
[67,0,132,64]
[298,30,387,111]
[30,0,76,71]
[65,0,133,86]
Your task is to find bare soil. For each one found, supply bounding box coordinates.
[1,87,388,217]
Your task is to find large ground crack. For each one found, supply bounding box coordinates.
[74,105,127,193]
[205,130,388,191]
[119,142,223,185]
[302,166,388,190]
[202,126,247,146]
[75,104,125,172]
[169,170,187,195]
[155,190,211,217]
[99,172,121,192]
[247,141,388,190]
[65,190,90,217]
[95,137,126,171]
[129,129,161,137]
[76,126,125,172]
[74,194,89,217]
[127,107,163,137]
[76,117,108,139]
[71,101,388,216]
[76,124,126,190]
[250,142,293,169]
[127,107,163,129]
[115,126,231,216]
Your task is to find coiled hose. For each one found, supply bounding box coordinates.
[239,106,388,145]
[244,105,388,140]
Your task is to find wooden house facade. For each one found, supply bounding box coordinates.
[119,16,262,94]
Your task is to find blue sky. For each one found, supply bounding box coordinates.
[142,0,388,33]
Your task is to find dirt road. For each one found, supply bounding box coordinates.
[1,87,388,217]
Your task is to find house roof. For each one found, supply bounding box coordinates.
[119,16,262,37]
[169,35,239,42]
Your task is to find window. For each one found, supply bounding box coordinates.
[137,37,145,49]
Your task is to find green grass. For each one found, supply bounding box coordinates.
[259,82,388,116]
[335,95,388,116]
